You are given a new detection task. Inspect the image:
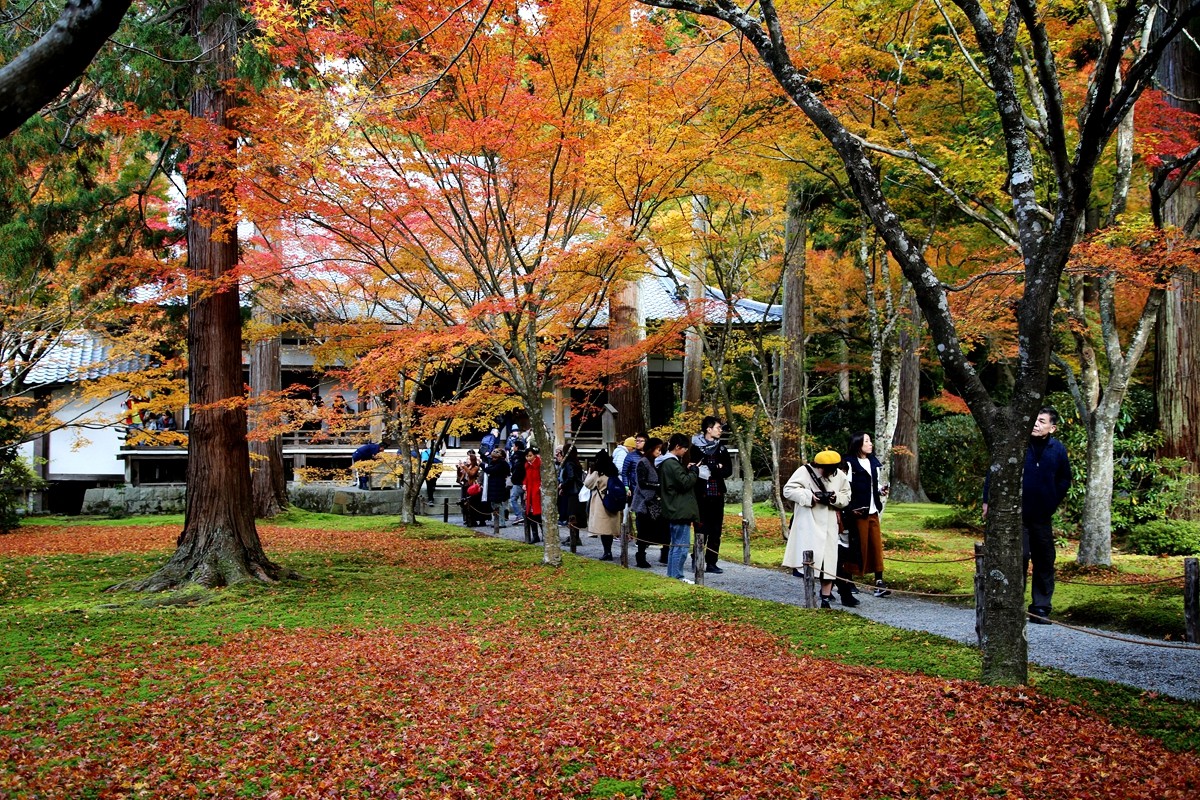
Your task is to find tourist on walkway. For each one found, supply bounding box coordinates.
[557,445,583,526]
[620,434,645,500]
[847,432,891,598]
[630,437,666,568]
[482,447,510,522]
[782,449,851,608]
[524,447,543,543]
[508,439,527,525]
[480,427,499,457]
[583,450,622,561]
[690,416,733,574]
[982,407,1071,624]
[351,441,382,490]
[659,433,700,582]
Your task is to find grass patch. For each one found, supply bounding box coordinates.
[0,512,1196,800]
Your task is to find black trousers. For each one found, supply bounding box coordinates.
[696,495,725,567]
[1023,521,1056,612]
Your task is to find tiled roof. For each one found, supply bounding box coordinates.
[599,270,782,326]
[20,332,150,385]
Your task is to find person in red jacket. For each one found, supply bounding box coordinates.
[524,447,543,544]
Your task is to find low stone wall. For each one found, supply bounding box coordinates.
[724,479,775,503]
[81,485,188,516]
[288,485,409,515]
[82,479,776,516]
[82,483,415,516]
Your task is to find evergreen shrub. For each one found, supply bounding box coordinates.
[918,414,987,507]
[1126,520,1200,556]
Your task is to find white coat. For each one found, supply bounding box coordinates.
[782,464,851,581]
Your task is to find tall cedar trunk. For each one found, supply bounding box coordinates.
[250,300,287,518]
[607,281,647,435]
[778,183,806,483]
[891,295,928,502]
[681,196,707,412]
[120,0,286,590]
[1156,14,1200,487]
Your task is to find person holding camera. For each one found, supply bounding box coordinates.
[690,416,733,574]
[782,450,851,608]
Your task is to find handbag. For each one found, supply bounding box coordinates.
[645,495,663,520]
[578,484,591,503]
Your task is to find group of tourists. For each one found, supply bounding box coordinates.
[414,404,1073,622]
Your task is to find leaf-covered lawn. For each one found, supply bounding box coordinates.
[1,519,1198,798]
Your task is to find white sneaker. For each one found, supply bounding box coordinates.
[680,578,695,585]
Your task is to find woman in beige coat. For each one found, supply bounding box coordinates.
[782,450,851,608]
[583,450,623,560]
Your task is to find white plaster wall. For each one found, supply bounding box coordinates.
[46,393,127,478]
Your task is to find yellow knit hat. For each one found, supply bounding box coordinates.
[813,449,842,465]
[623,437,637,448]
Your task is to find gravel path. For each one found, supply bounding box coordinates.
[464,517,1200,702]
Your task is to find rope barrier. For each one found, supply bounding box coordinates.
[1028,612,1200,651]
[1055,575,1185,587]
[885,554,977,564]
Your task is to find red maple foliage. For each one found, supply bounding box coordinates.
[2,526,1197,798]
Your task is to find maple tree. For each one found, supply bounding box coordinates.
[238,0,772,564]
[635,0,1200,686]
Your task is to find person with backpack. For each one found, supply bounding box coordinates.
[782,449,851,608]
[582,450,623,561]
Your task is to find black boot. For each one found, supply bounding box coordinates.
[838,581,860,607]
[635,551,651,568]
[659,547,668,564]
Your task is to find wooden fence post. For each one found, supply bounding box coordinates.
[620,514,630,568]
[1186,557,1198,644]
[693,529,705,586]
[442,497,449,523]
[741,515,751,565]
[492,507,500,536]
[568,515,579,553]
[802,549,815,608]
[974,542,985,649]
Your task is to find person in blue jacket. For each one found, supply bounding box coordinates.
[983,407,1071,624]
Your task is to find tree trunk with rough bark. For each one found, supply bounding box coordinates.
[1156,14,1200,488]
[778,183,807,482]
[681,196,707,413]
[119,0,289,590]
[250,300,287,519]
[891,296,928,503]
[608,281,648,436]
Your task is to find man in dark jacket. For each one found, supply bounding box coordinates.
[482,448,510,521]
[690,416,734,574]
[983,407,1071,624]
[508,439,527,525]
